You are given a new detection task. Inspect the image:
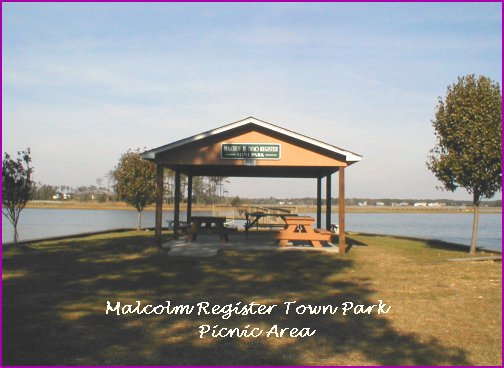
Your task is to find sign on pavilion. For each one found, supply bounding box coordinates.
[141,116,362,253]
[221,143,281,160]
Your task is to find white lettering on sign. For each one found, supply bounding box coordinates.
[221,143,281,160]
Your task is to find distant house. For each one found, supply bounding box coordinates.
[376,202,385,206]
[399,202,409,206]
[52,192,71,200]
[428,202,445,207]
[358,201,368,206]
[414,202,427,207]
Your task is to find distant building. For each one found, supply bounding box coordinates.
[376,202,385,206]
[428,202,445,207]
[52,192,71,200]
[414,202,427,207]
[358,201,368,206]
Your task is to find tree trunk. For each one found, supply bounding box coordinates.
[469,196,479,255]
[13,214,19,244]
[13,224,19,244]
[137,210,142,231]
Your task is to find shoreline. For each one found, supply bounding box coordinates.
[24,201,502,214]
[3,228,501,254]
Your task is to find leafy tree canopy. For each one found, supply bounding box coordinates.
[427,74,501,254]
[2,148,34,243]
[427,74,502,205]
[113,148,156,229]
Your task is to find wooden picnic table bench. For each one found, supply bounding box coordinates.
[167,220,191,235]
[245,212,297,229]
[187,216,229,243]
[245,212,297,239]
[275,216,332,248]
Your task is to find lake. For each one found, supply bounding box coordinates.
[2,208,501,252]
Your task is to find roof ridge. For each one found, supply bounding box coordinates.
[141,117,362,162]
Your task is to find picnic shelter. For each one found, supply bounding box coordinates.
[141,117,362,253]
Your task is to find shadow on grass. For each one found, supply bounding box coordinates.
[3,233,469,365]
[353,232,500,255]
[343,235,369,253]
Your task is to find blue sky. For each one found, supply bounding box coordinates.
[2,3,502,199]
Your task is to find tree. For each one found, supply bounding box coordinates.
[96,177,104,189]
[206,176,229,204]
[230,196,242,207]
[106,170,116,201]
[191,176,207,205]
[2,148,34,243]
[113,148,157,230]
[32,183,57,200]
[427,75,502,254]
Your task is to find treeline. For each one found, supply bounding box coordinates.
[31,183,115,202]
[163,174,229,205]
[31,173,232,206]
[30,180,501,208]
[236,197,502,207]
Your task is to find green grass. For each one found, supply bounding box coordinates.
[3,231,501,365]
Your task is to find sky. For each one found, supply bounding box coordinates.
[2,3,502,200]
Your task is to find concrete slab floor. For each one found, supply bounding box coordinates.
[162,232,339,257]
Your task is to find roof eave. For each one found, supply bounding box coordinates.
[140,117,363,163]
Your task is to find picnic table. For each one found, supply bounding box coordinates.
[275,216,332,248]
[187,216,229,243]
[245,212,296,230]
[245,212,296,238]
[167,220,191,235]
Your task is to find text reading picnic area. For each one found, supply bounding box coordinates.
[106,299,392,338]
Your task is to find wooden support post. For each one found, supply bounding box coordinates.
[316,177,322,229]
[174,167,181,230]
[155,164,164,242]
[326,174,331,231]
[339,167,346,254]
[187,175,193,222]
